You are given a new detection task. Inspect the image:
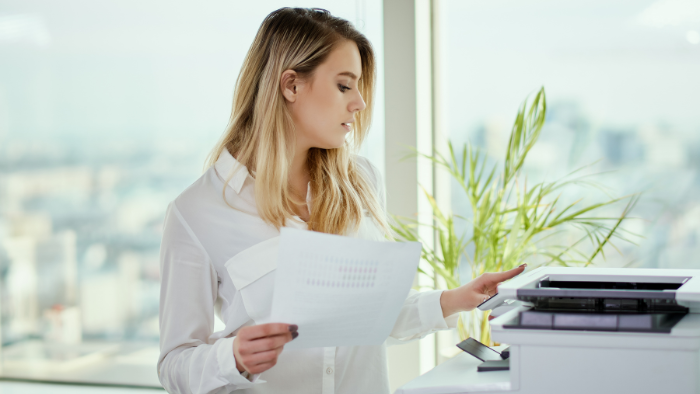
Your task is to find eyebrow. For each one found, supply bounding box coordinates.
[337,71,359,80]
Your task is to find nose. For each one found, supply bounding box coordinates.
[349,90,366,113]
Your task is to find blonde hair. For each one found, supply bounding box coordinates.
[206,8,391,237]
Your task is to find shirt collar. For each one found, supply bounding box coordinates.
[214,148,251,194]
[214,149,313,220]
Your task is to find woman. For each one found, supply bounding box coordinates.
[158,7,524,394]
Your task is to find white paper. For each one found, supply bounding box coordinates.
[268,227,422,349]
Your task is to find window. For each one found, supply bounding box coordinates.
[436,0,700,278]
[0,1,383,386]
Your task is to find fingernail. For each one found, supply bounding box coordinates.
[519,263,527,268]
[288,324,298,332]
[291,331,299,340]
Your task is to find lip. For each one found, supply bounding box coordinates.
[341,122,352,132]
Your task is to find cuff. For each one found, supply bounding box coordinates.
[418,290,459,332]
[241,370,263,383]
[216,336,265,387]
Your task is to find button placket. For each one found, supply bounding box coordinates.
[321,347,336,394]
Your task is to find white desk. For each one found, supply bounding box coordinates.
[394,352,510,394]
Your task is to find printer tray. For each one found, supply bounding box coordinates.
[503,311,686,333]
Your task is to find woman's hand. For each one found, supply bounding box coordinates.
[440,264,527,317]
[233,323,299,375]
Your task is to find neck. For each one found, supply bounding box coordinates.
[289,145,310,190]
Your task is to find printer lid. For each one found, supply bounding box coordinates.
[485,267,700,312]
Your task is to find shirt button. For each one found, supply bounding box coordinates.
[326,367,334,375]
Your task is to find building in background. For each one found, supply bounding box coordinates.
[438,0,700,276]
[0,0,384,386]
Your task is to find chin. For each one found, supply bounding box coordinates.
[315,137,347,150]
[318,142,345,150]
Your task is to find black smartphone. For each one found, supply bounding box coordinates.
[456,338,503,362]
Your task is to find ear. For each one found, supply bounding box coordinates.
[280,70,299,103]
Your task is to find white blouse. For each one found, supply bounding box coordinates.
[157,149,459,394]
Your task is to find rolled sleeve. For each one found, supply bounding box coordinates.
[417,290,459,331]
[158,203,265,393]
[388,289,458,345]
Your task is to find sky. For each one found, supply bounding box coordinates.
[0,0,385,173]
[439,0,700,141]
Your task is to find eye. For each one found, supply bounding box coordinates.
[338,84,351,93]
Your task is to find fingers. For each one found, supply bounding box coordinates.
[243,347,284,366]
[234,323,299,375]
[237,344,282,374]
[240,323,298,341]
[247,361,276,375]
[486,264,527,284]
[241,332,295,354]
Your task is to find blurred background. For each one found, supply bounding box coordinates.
[0,0,698,391]
[438,0,700,279]
[0,0,384,388]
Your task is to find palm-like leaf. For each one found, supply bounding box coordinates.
[391,87,642,345]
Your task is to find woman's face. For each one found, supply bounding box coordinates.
[282,40,367,150]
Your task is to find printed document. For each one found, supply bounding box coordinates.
[268,227,422,349]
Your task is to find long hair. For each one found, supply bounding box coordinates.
[206,7,391,237]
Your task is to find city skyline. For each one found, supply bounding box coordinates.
[0,0,697,387]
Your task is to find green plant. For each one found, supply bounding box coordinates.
[391,87,641,345]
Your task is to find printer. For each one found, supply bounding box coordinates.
[480,267,700,394]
